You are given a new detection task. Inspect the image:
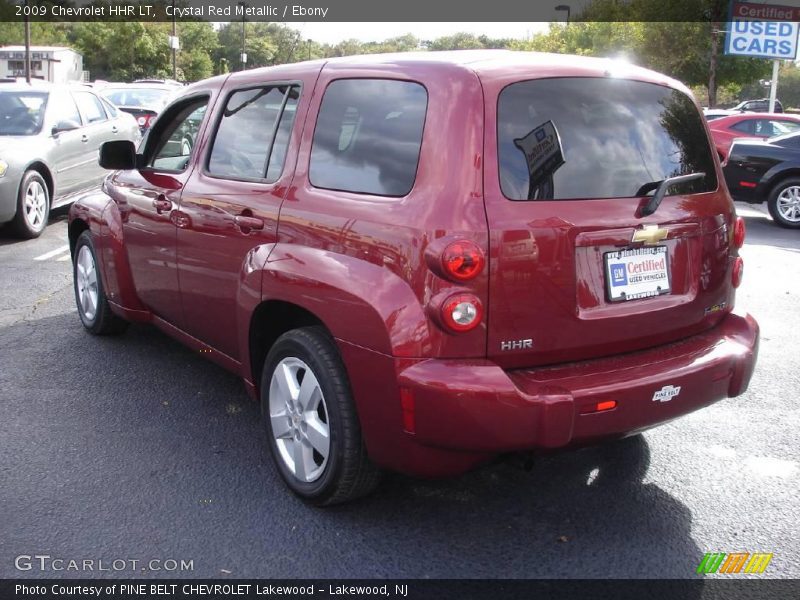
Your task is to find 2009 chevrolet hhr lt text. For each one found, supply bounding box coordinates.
[68,51,759,505]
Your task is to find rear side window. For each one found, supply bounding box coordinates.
[310,79,427,197]
[74,91,108,124]
[731,120,755,134]
[208,84,299,182]
[498,78,717,201]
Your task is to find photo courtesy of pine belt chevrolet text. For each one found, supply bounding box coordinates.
[66,50,759,505]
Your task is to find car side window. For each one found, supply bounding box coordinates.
[770,120,800,136]
[731,120,755,134]
[148,97,209,171]
[207,84,300,182]
[50,91,82,127]
[74,91,108,124]
[309,79,428,197]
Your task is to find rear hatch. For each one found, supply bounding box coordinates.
[483,74,735,369]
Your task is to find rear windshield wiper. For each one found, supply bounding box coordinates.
[636,172,706,216]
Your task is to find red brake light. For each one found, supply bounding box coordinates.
[441,240,485,281]
[732,257,744,288]
[733,216,746,249]
[440,293,483,333]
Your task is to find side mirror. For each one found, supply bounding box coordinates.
[99,140,138,170]
[51,120,80,135]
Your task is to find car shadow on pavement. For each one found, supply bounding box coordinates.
[0,313,705,582]
[0,206,70,245]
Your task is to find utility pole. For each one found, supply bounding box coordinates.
[23,0,31,83]
[768,59,779,113]
[709,22,719,107]
[171,0,177,80]
[238,2,247,70]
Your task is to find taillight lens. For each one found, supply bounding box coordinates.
[732,257,744,288]
[441,240,485,281]
[136,116,147,126]
[440,293,483,333]
[733,216,746,249]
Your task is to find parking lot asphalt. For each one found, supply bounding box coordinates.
[0,202,798,579]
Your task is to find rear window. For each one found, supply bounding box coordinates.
[498,78,717,201]
[309,79,427,197]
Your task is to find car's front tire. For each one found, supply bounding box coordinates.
[73,231,128,335]
[261,326,380,506]
[10,170,49,239]
[767,177,800,229]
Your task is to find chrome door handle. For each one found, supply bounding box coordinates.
[234,215,264,231]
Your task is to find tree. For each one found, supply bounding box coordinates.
[69,22,172,81]
[176,21,218,81]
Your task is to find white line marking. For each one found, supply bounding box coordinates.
[33,245,69,261]
[56,254,71,262]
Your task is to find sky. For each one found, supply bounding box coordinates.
[282,22,553,44]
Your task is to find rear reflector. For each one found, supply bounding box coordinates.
[739,181,757,188]
[581,400,617,414]
[400,388,415,434]
[732,257,744,288]
[733,216,746,249]
[440,293,483,333]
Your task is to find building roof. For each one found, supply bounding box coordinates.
[0,46,78,53]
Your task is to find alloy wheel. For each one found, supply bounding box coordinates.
[24,180,47,230]
[776,185,800,223]
[76,245,99,321]
[268,357,331,483]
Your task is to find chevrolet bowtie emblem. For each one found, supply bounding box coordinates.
[632,225,668,244]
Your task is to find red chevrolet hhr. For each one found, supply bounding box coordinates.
[69,51,759,505]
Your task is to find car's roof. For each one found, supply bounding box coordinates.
[102,83,177,90]
[710,112,800,127]
[225,50,685,92]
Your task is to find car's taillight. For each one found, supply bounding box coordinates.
[732,257,744,288]
[733,216,746,249]
[441,240,485,282]
[440,293,483,333]
[137,115,154,128]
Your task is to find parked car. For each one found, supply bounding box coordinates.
[733,98,784,113]
[100,82,178,133]
[69,51,759,505]
[708,112,800,160]
[724,131,800,228]
[0,82,140,238]
[703,108,739,121]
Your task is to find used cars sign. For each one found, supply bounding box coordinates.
[725,1,800,60]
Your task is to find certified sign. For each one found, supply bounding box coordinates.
[726,1,800,60]
[605,246,671,302]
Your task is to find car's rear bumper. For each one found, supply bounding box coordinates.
[342,310,759,477]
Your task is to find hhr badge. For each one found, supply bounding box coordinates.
[500,338,533,351]
[652,385,681,402]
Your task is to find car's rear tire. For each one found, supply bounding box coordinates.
[767,177,800,229]
[10,170,50,239]
[261,326,380,506]
[73,231,129,335]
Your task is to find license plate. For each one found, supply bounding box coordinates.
[604,246,671,302]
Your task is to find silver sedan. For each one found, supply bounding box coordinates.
[0,83,140,238]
